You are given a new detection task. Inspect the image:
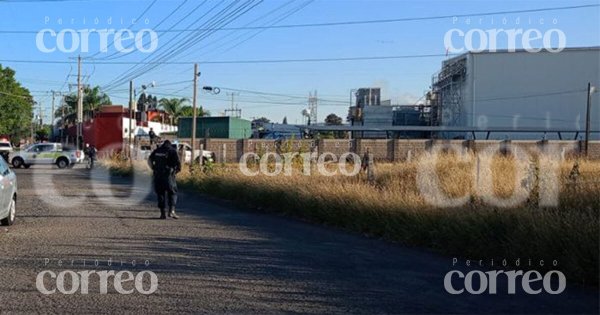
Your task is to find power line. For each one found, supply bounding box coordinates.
[218,86,348,104]
[0,53,454,65]
[467,88,589,103]
[0,0,123,2]
[0,3,597,34]
[96,0,189,60]
[87,0,158,59]
[101,0,257,91]
[0,90,34,100]
[177,0,307,61]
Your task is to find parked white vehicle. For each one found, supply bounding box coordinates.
[0,141,13,154]
[0,156,17,225]
[11,143,83,169]
[172,142,215,164]
[0,141,12,163]
[142,142,215,164]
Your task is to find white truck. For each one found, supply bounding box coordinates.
[141,142,215,164]
[11,143,83,169]
[173,142,215,164]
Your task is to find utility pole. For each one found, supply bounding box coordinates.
[308,90,318,125]
[191,63,199,164]
[76,55,83,149]
[129,80,134,159]
[585,82,593,157]
[38,102,44,126]
[51,90,62,141]
[225,92,241,118]
[51,90,56,127]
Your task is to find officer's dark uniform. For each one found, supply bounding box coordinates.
[85,145,97,168]
[149,140,181,219]
[148,129,157,146]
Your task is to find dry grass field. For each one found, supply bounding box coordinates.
[104,152,600,286]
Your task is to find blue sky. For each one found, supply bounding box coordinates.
[0,0,598,124]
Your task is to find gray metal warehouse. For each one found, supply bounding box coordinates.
[429,46,600,140]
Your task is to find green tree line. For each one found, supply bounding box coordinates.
[0,64,34,142]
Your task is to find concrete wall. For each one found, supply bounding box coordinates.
[172,138,600,162]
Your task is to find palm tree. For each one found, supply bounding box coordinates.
[159,97,189,125]
[57,85,111,120]
[83,86,111,111]
[179,105,210,118]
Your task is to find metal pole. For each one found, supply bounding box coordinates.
[129,80,134,159]
[585,82,591,157]
[51,90,55,128]
[76,55,83,150]
[191,63,198,164]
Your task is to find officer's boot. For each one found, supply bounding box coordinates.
[159,208,167,220]
[168,208,179,219]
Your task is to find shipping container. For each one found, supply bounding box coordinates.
[178,116,251,139]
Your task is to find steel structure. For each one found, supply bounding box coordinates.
[306,125,600,140]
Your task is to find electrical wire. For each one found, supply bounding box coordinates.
[0,4,597,33]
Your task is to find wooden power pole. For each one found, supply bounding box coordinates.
[76,55,83,149]
[191,63,199,164]
[129,80,134,159]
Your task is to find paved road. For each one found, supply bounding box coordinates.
[0,166,597,314]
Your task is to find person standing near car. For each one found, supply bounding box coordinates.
[148,128,157,147]
[148,140,181,219]
[86,143,98,169]
[84,143,97,169]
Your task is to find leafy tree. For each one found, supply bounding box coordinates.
[179,105,210,118]
[282,116,288,124]
[58,85,111,119]
[325,113,343,125]
[159,97,189,124]
[35,124,51,142]
[0,64,34,140]
[138,93,158,111]
[253,117,270,124]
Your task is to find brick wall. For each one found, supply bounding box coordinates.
[393,139,429,161]
[355,139,393,161]
[172,138,600,162]
[318,139,355,157]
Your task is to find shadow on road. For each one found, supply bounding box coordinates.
[8,166,599,314]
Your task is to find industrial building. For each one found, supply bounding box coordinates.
[251,121,305,139]
[343,47,600,140]
[178,116,252,139]
[428,46,600,140]
[348,87,428,138]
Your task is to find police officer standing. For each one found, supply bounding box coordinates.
[148,140,181,219]
[148,128,157,147]
[84,143,97,169]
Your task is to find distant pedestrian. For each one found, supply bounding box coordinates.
[84,143,97,169]
[148,140,181,219]
[148,128,157,147]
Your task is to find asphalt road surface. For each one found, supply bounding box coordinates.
[0,166,597,314]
